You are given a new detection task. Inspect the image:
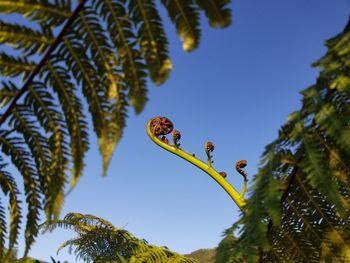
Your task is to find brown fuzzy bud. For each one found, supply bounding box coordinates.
[235,160,248,179]
[205,141,214,154]
[149,117,174,136]
[219,172,227,179]
[172,130,181,143]
[161,136,169,144]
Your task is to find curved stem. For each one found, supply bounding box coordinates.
[147,120,246,209]
[240,179,247,199]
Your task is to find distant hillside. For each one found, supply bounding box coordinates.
[185,248,216,263]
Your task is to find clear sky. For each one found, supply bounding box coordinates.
[6,1,350,262]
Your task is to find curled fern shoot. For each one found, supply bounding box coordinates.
[147,116,247,209]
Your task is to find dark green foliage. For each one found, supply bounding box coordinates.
[216,19,350,263]
[0,0,232,259]
[43,212,198,263]
[215,229,242,263]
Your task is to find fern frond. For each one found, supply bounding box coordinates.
[43,212,198,263]
[8,105,56,220]
[95,0,148,113]
[0,158,21,253]
[0,20,53,55]
[224,18,350,263]
[301,85,350,156]
[0,131,40,256]
[0,0,71,27]
[214,223,241,263]
[300,129,346,214]
[76,7,121,100]
[0,81,19,108]
[161,0,201,51]
[129,0,172,85]
[72,7,130,174]
[24,82,69,220]
[60,31,118,176]
[317,99,350,154]
[0,53,36,79]
[0,0,233,257]
[42,60,89,187]
[195,0,232,28]
[109,88,129,163]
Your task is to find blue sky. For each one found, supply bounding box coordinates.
[3,1,350,262]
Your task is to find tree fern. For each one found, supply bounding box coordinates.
[0,0,232,258]
[217,18,350,263]
[42,212,198,263]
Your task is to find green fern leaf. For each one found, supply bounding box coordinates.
[73,7,130,174]
[0,53,36,79]
[0,0,233,257]
[195,0,232,28]
[42,60,89,187]
[0,131,40,256]
[42,213,199,263]
[95,0,148,113]
[60,31,118,176]
[129,0,172,85]
[0,20,53,55]
[225,19,350,263]
[0,81,19,108]
[76,7,121,100]
[0,0,71,27]
[0,158,21,254]
[300,130,346,214]
[25,82,70,220]
[8,105,58,221]
[161,0,201,51]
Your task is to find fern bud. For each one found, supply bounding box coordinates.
[161,136,169,144]
[205,141,215,154]
[235,160,248,179]
[219,171,227,179]
[172,130,181,143]
[149,117,173,136]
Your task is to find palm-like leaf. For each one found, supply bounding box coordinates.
[43,212,198,263]
[0,0,232,258]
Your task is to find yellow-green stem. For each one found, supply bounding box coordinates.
[147,121,246,209]
[240,179,247,199]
